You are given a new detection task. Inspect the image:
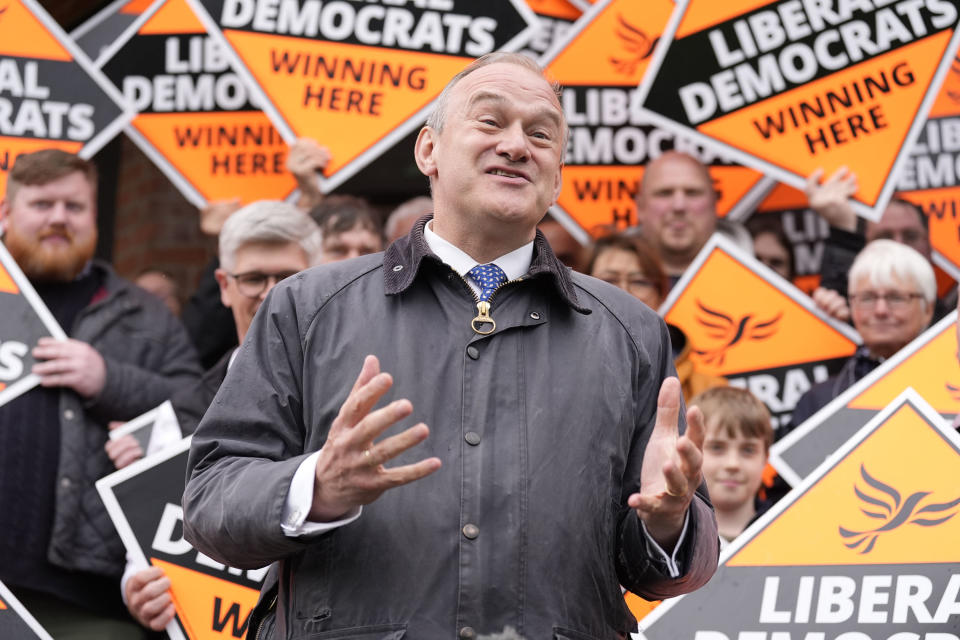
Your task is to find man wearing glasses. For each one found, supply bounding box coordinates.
[789,238,936,429]
[119,200,321,632]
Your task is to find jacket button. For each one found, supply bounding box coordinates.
[63,409,75,420]
[462,524,479,539]
[392,265,403,272]
[464,431,481,446]
[60,477,72,489]
[466,346,479,360]
[530,311,541,320]
[459,627,476,639]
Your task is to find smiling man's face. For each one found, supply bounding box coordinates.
[416,61,565,246]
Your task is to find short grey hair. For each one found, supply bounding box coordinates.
[218,200,322,271]
[848,238,936,307]
[425,52,568,153]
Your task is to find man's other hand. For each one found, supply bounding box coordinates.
[125,566,175,631]
[32,337,106,398]
[812,286,851,322]
[805,167,858,231]
[105,421,144,469]
[629,377,706,550]
[309,355,442,522]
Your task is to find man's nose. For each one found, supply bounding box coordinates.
[670,190,687,211]
[47,202,69,224]
[872,296,891,314]
[496,122,529,161]
[723,451,741,468]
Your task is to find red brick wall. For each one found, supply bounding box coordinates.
[111,137,216,301]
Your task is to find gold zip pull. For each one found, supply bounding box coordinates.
[471,300,495,335]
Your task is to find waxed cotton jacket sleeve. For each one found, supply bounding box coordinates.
[612,314,720,599]
[183,277,320,569]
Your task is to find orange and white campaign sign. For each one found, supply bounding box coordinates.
[773,310,960,487]
[185,0,539,193]
[897,44,960,281]
[637,389,960,639]
[0,0,133,194]
[99,0,296,208]
[745,182,831,295]
[636,0,960,221]
[97,437,267,640]
[0,580,53,639]
[71,0,152,62]
[660,234,860,431]
[519,0,581,61]
[0,243,68,408]
[542,0,771,236]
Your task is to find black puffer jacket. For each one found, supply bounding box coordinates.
[48,261,201,577]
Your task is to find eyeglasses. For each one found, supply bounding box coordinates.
[227,271,299,298]
[600,275,658,295]
[848,291,924,310]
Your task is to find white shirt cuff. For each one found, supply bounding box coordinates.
[282,450,362,536]
[640,511,690,578]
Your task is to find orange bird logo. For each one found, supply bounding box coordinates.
[609,15,658,77]
[691,300,782,366]
[839,464,960,554]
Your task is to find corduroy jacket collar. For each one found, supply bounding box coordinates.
[383,214,590,314]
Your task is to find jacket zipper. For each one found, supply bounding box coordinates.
[254,593,278,640]
[458,272,524,335]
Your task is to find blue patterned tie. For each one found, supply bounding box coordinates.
[467,263,508,302]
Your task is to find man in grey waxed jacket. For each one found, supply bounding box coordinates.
[184,53,719,640]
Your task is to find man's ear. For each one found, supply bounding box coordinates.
[414,126,438,178]
[214,268,231,309]
[0,198,9,234]
[552,162,563,204]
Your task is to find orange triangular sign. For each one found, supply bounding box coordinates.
[660,234,859,430]
[0,1,71,60]
[0,262,19,294]
[151,558,260,640]
[636,0,960,220]
[639,390,960,637]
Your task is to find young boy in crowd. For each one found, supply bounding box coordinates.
[691,387,774,544]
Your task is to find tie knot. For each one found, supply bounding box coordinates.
[467,263,508,302]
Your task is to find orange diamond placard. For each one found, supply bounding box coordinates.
[639,390,960,638]
[0,0,132,195]
[543,0,769,235]
[186,0,539,192]
[636,0,960,221]
[897,43,960,282]
[98,0,297,207]
[96,438,269,640]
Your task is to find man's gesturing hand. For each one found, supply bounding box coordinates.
[309,355,442,522]
[628,377,706,550]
